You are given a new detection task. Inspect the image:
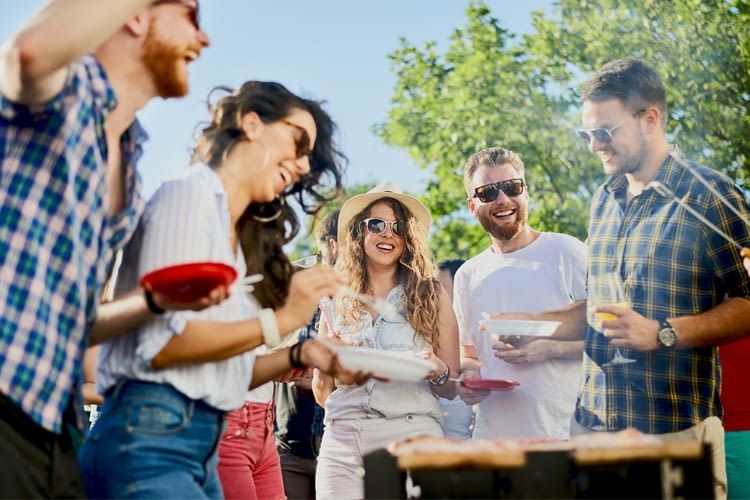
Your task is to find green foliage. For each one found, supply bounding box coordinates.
[532,0,750,183]
[377,0,749,260]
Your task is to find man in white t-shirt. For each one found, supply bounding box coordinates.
[455,147,587,439]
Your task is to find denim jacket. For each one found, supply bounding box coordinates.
[324,286,442,424]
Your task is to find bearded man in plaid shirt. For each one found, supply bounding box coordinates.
[0,1,228,496]
[487,58,750,500]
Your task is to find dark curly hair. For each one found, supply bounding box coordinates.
[191,81,346,308]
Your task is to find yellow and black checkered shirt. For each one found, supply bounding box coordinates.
[575,154,750,433]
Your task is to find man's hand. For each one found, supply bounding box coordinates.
[743,253,750,278]
[456,369,490,405]
[480,312,535,347]
[595,304,660,351]
[492,338,558,364]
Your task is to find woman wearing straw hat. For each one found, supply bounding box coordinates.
[312,182,460,499]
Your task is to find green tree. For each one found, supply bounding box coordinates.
[529,0,750,183]
[378,0,749,259]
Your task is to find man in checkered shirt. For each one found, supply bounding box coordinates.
[488,58,750,499]
[0,1,227,496]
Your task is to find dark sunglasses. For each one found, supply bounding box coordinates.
[472,178,525,203]
[363,218,402,236]
[153,0,201,29]
[577,109,646,144]
[281,120,312,159]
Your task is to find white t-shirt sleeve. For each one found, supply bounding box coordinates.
[567,237,588,301]
[453,265,474,347]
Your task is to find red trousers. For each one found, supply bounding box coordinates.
[217,401,284,500]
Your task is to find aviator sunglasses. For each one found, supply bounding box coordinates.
[363,218,403,236]
[577,109,646,145]
[472,178,525,203]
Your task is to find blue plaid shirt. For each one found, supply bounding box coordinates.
[576,154,750,433]
[0,55,145,432]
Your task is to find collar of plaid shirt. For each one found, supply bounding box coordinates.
[0,54,145,432]
[576,153,750,433]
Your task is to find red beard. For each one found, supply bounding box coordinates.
[142,25,190,98]
[477,204,527,241]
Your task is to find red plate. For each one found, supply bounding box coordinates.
[461,378,520,391]
[140,262,237,302]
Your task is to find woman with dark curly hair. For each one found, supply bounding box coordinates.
[78,81,366,499]
[312,182,460,499]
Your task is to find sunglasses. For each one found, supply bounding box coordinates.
[281,120,312,159]
[363,218,403,236]
[153,0,201,30]
[472,178,525,203]
[577,109,646,145]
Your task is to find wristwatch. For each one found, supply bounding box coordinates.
[429,365,450,386]
[657,319,677,348]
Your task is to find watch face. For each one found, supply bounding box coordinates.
[659,328,677,347]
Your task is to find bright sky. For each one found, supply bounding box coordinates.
[1,1,550,198]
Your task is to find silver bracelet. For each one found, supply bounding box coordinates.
[258,308,280,348]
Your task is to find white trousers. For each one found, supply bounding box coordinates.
[315,415,442,500]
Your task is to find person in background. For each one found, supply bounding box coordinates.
[436,259,474,440]
[506,58,750,500]
[456,147,586,440]
[313,182,460,499]
[78,81,362,498]
[722,254,750,499]
[0,1,221,495]
[275,209,339,500]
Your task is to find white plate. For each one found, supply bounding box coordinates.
[333,346,434,382]
[479,319,561,337]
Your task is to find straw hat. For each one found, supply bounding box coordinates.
[337,181,432,243]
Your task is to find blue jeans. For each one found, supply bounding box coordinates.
[78,380,225,498]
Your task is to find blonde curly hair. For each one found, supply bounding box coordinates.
[336,197,442,349]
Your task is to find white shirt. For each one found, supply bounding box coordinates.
[97,164,258,411]
[454,232,587,439]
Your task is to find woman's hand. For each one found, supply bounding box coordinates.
[150,285,230,312]
[422,349,448,381]
[299,339,371,386]
[276,266,347,333]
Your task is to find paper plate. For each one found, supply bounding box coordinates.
[461,378,519,391]
[480,319,561,337]
[140,262,237,302]
[333,347,434,382]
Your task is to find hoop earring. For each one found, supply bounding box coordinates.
[252,196,285,223]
